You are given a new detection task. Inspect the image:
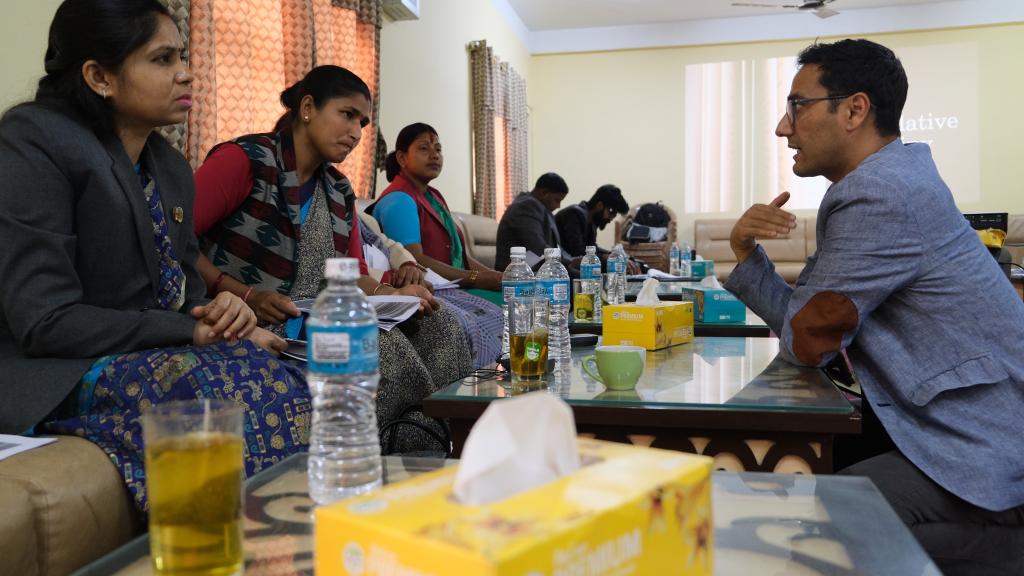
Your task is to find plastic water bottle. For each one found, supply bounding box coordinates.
[306,257,382,505]
[608,244,628,305]
[669,242,681,276]
[681,242,693,277]
[501,246,535,355]
[536,247,571,363]
[580,246,603,323]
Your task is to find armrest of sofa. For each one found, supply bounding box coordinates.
[453,211,498,270]
[0,436,139,575]
[1005,213,1024,266]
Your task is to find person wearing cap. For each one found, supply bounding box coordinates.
[495,173,572,272]
[555,184,629,260]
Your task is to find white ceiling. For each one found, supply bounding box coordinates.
[495,0,1024,54]
[506,0,943,31]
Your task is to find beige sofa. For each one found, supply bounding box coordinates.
[695,217,816,283]
[453,211,498,270]
[0,437,138,575]
[695,214,1023,283]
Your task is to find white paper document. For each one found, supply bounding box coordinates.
[425,268,461,290]
[293,295,422,331]
[0,434,57,462]
[645,268,686,280]
[366,295,421,331]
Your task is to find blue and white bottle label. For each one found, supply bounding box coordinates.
[610,260,626,274]
[502,280,535,303]
[306,324,378,374]
[581,263,602,280]
[537,279,570,305]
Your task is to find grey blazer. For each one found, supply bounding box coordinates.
[726,140,1024,512]
[0,104,207,433]
[495,193,563,271]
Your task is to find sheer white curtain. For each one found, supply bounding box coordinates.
[684,57,830,215]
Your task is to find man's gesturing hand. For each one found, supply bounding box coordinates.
[729,192,797,264]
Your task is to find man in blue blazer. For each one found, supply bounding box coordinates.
[725,39,1024,574]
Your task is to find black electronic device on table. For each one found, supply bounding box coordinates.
[963,212,1007,232]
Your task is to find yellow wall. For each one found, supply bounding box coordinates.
[377,1,530,214]
[530,24,1024,248]
[0,0,63,110]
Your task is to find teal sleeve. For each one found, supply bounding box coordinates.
[374,192,421,245]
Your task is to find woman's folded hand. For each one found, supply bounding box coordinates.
[395,284,440,315]
[190,291,256,343]
[245,327,287,356]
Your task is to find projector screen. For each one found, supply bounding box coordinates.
[683,42,980,213]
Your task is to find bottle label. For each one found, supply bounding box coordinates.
[581,263,601,280]
[502,281,534,304]
[537,279,570,305]
[306,324,378,374]
[611,260,626,274]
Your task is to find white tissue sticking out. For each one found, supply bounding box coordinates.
[700,275,723,290]
[635,278,661,305]
[452,392,580,505]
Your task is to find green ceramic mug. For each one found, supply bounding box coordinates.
[582,345,646,390]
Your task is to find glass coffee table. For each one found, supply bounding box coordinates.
[75,453,939,575]
[424,337,859,473]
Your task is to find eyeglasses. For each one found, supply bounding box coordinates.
[784,95,851,125]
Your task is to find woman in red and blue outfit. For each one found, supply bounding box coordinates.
[369,124,504,366]
[193,67,474,452]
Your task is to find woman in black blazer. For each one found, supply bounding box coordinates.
[0,0,309,511]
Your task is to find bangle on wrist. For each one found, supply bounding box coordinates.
[209,271,228,295]
[466,270,479,287]
[373,282,393,295]
[242,286,254,303]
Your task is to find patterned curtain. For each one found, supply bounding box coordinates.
[184,0,382,198]
[468,40,529,218]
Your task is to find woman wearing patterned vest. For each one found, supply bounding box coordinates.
[194,66,472,452]
[0,0,310,511]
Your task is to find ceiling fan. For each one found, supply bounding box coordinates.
[731,0,840,19]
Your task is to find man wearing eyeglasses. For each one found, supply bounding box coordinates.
[555,184,630,261]
[725,39,1024,575]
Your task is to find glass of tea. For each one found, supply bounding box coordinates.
[508,296,549,384]
[142,399,244,576]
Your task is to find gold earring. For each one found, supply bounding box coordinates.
[303,116,310,122]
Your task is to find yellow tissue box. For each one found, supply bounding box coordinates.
[315,439,713,576]
[602,302,694,350]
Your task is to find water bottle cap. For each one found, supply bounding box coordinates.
[324,257,360,280]
[510,246,526,256]
[585,245,596,253]
[544,247,560,258]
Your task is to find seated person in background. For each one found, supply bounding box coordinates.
[193,67,475,452]
[370,123,504,307]
[0,0,308,510]
[725,38,1024,575]
[495,173,572,272]
[555,183,640,274]
[555,183,629,259]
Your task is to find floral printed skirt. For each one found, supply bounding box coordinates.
[43,340,310,512]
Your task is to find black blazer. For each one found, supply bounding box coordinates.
[0,104,207,433]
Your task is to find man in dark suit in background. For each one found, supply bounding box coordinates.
[495,172,571,272]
